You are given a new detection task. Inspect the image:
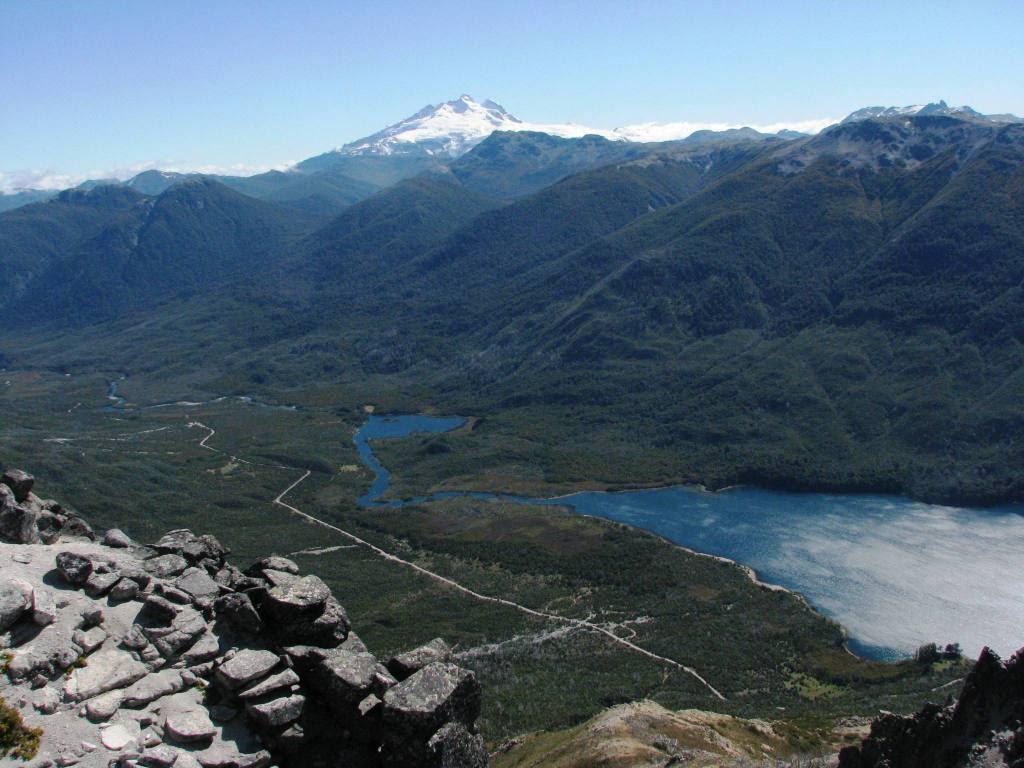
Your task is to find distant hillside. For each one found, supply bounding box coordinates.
[1,180,314,325]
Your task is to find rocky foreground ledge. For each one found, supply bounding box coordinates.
[839,644,1024,768]
[0,468,488,768]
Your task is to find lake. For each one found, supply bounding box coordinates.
[354,414,1024,660]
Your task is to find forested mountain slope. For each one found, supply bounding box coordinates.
[2,116,1023,503]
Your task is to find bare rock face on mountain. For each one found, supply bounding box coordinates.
[0,467,488,767]
[839,646,1024,768]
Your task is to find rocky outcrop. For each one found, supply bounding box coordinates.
[1,469,95,546]
[839,646,1024,768]
[1,468,488,767]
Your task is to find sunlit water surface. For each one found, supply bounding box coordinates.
[355,414,1024,660]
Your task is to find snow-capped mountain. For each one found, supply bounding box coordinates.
[842,100,1023,124]
[338,95,619,157]
[334,95,842,159]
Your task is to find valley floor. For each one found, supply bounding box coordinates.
[0,369,970,743]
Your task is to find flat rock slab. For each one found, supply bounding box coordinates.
[73,625,108,654]
[215,649,280,690]
[245,556,299,576]
[84,569,122,597]
[86,689,124,721]
[164,705,216,744]
[237,668,299,700]
[182,630,221,665]
[153,529,197,554]
[175,568,221,601]
[63,648,148,701]
[246,694,305,729]
[122,669,185,708]
[7,625,80,680]
[388,637,454,680]
[145,553,188,578]
[100,721,138,750]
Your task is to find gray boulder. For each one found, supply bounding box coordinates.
[35,510,64,544]
[85,689,123,721]
[262,574,331,621]
[1,468,34,502]
[181,630,220,664]
[382,662,482,746]
[81,604,103,627]
[121,565,152,589]
[0,503,40,544]
[61,513,95,540]
[0,483,15,511]
[109,578,140,601]
[283,644,336,676]
[388,638,455,681]
[428,722,489,768]
[266,594,351,648]
[313,650,395,709]
[103,528,133,548]
[215,592,263,634]
[56,551,94,585]
[141,594,183,624]
[181,533,227,564]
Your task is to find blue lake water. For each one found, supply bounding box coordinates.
[356,414,1024,661]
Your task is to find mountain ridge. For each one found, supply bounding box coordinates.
[4,97,1019,214]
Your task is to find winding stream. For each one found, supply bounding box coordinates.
[354,414,1024,661]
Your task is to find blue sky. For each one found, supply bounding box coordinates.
[2,0,1022,189]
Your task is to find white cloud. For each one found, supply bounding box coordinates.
[0,160,294,195]
[612,116,838,142]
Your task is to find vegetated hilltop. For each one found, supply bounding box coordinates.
[495,643,1024,768]
[2,113,1024,504]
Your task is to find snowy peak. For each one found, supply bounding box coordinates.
[843,101,1022,124]
[340,95,523,157]
[339,95,617,157]
[335,95,842,160]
